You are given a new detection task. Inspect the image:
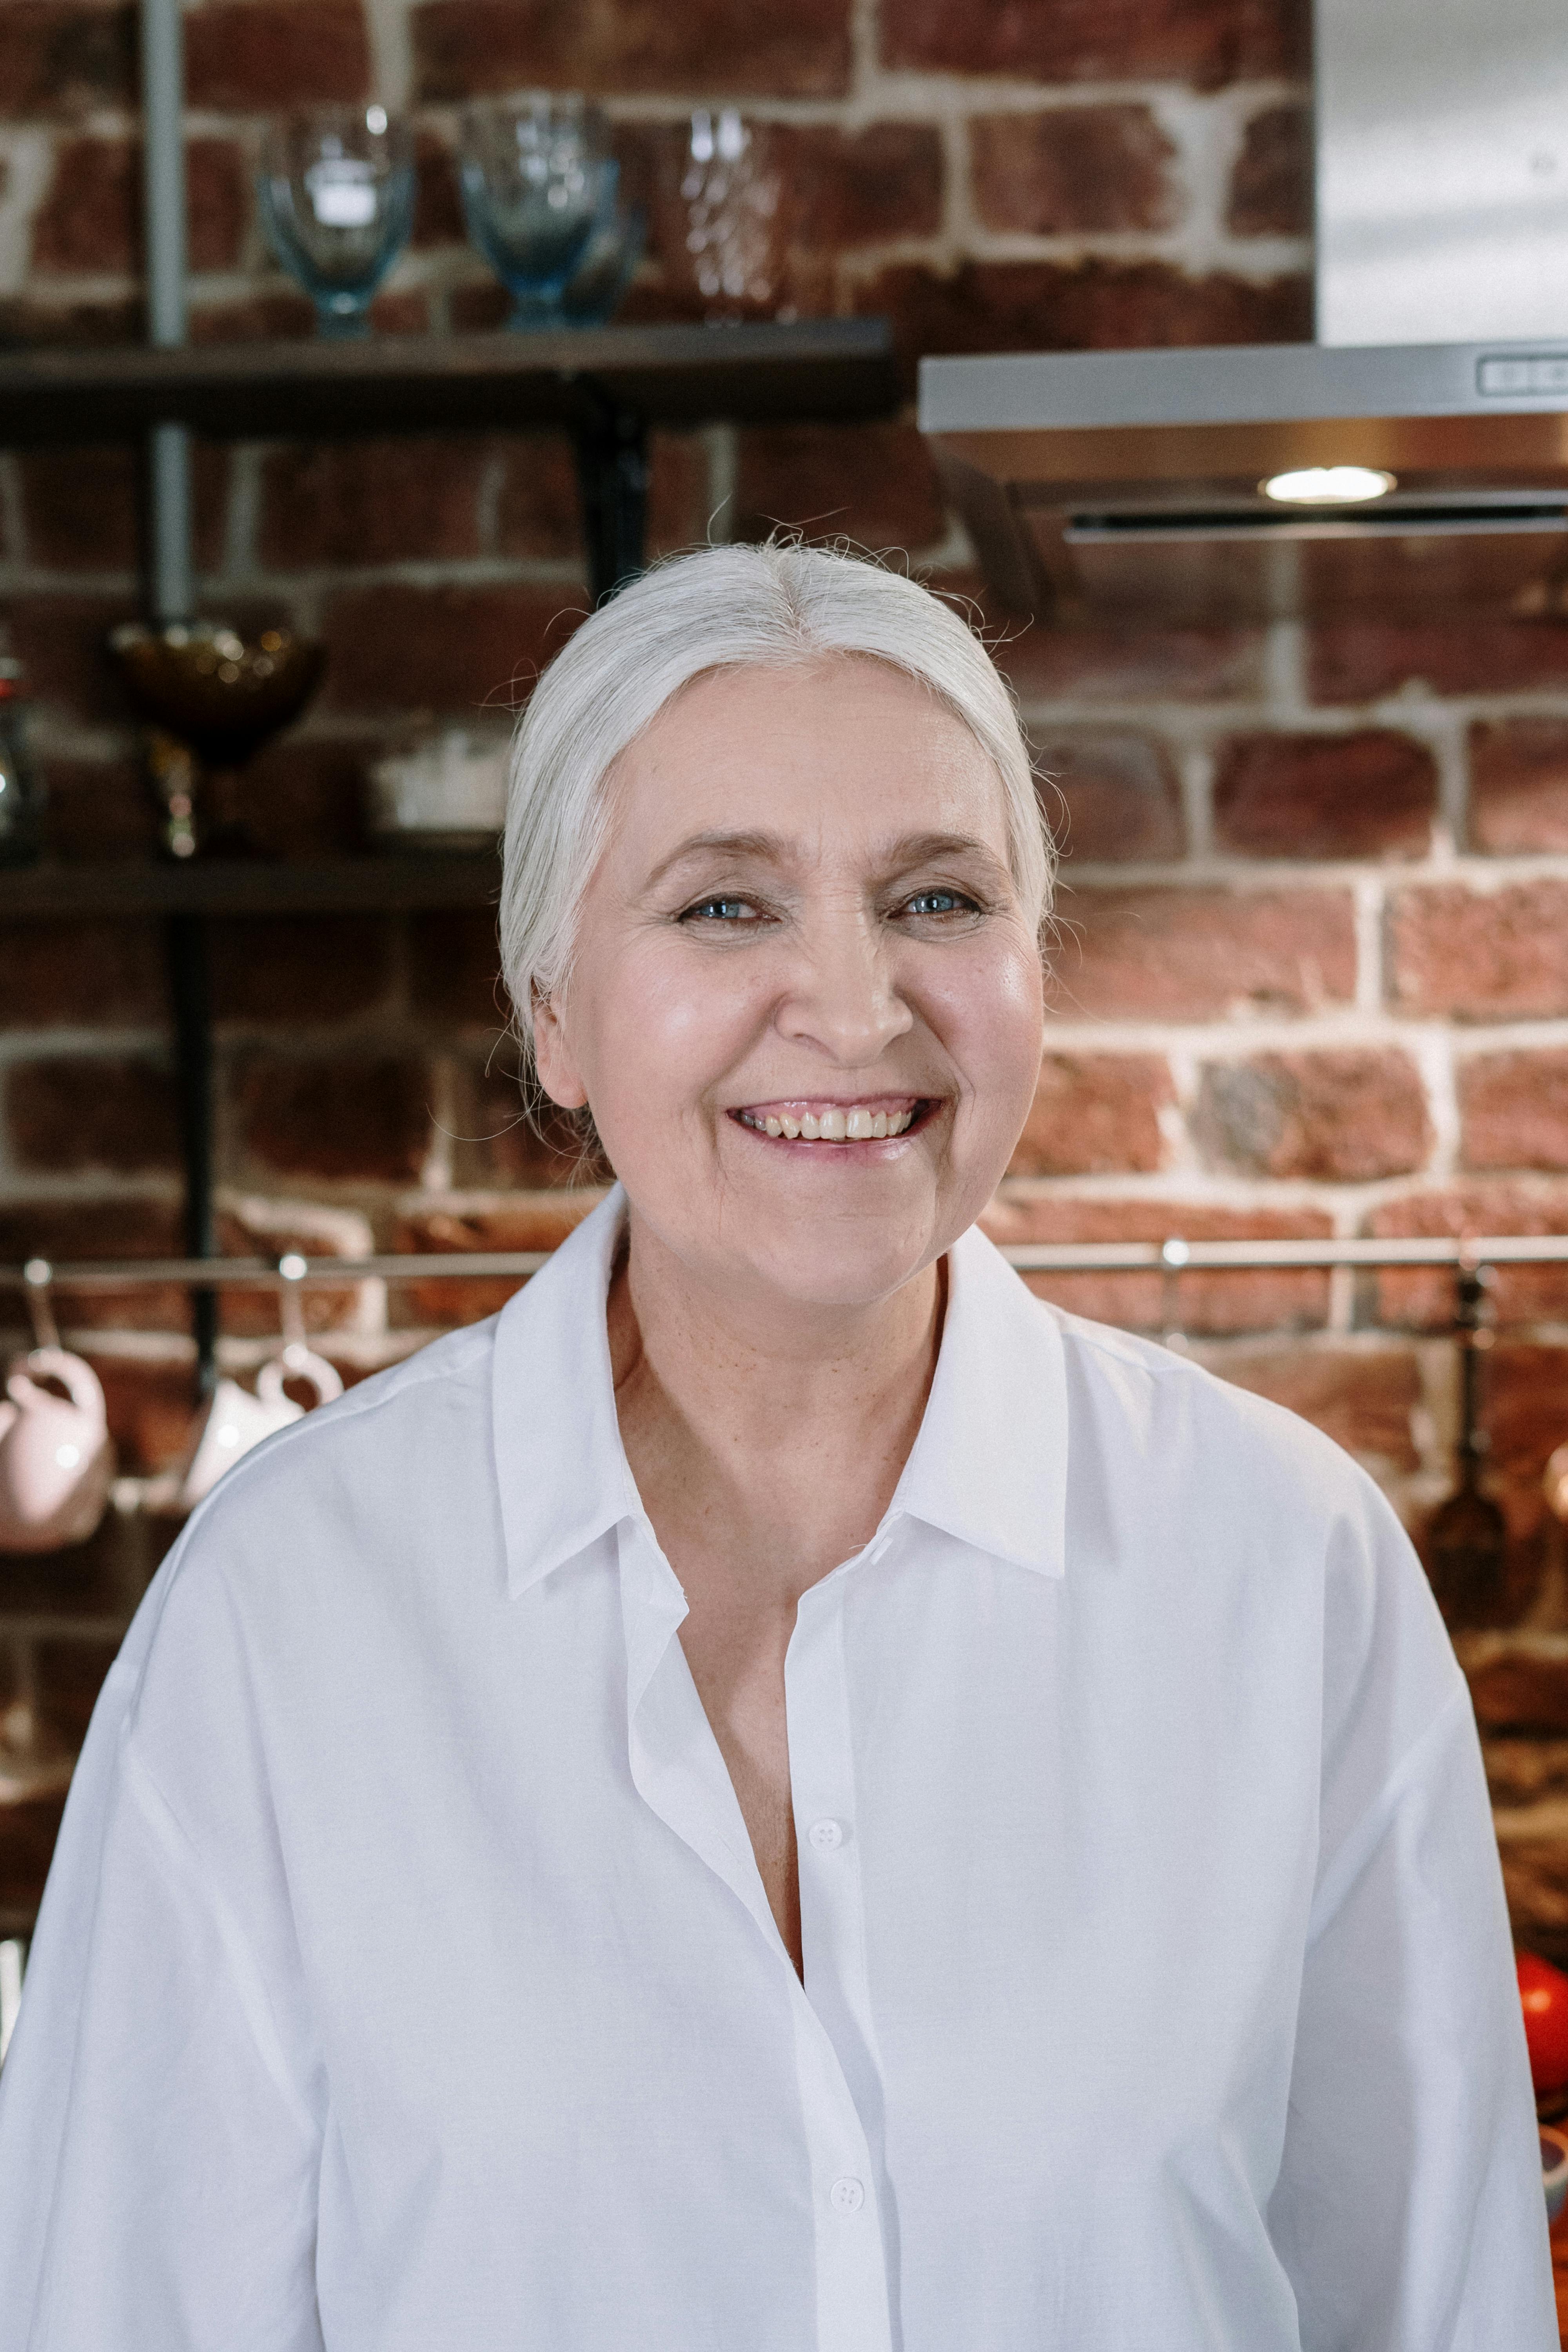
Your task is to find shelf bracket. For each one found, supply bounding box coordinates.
[573,388,648,606]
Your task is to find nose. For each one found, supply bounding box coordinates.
[775,903,913,1066]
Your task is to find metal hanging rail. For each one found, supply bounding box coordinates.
[5,1233,1568,1292]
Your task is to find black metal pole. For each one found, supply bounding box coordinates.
[573,392,648,606]
[163,910,216,1395]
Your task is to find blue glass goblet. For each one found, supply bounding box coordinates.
[560,198,646,328]
[258,105,415,339]
[459,96,614,330]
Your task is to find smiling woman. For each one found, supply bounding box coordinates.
[0,546,1555,2352]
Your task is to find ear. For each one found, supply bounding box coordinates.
[531,986,590,1111]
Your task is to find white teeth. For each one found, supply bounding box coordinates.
[742,1103,921,1140]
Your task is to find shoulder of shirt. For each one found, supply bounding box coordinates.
[1027,1283,1391,1509]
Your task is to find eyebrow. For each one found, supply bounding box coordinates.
[644,828,1011,892]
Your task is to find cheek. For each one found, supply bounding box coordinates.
[920,940,1044,1120]
[573,941,771,1115]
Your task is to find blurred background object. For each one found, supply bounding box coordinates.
[459,97,615,330]
[657,112,790,323]
[366,727,508,852]
[258,106,416,338]
[0,661,42,869]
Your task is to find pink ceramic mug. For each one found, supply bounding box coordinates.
[0,1347,115,1553]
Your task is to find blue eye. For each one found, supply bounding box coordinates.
[903,890,976,917]
[681,897,758,923]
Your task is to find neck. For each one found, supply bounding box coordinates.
[608,1210,944,1599]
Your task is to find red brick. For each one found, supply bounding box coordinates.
[1051,885,1356,1020]
[33,1638,120,1749]
[1459,1051,1568,1173]
[209,915,394,1024]
[0,918,162,1030]
[1470,718,1568,853]
[1364,1183,1568,1330]
[1196,1049,1432,1181]
[884,0,1299,82]
[412,0,852,100]
[408,907,506,1028]
[366,288,430,337]
[931,578,1267,704]
[1208,1344,1420,1473]
[1499,1842,1568,1957]
[0,3,135,116]
[19,440,227,574]
[259,437,488,570]
[1309,617,1568,702]
[85,1350,200,1469]
[321,583,581,716]
[212,1198,377,1340]
[1031,731,1183,862]
[38,755,156,861]
[219,734,382,860]
[395,1192,606,1322]
[1227,102,1311,238]
[1007,1052,1172,1176]
[496,429,707,563]
[5,1055,177,1174]
[733,421,944,553]
[448,1066,612,1191]
[184,0,370,108]
[972,107,1180,235]
[1481,1344,1568,1481]
[189,289,316,343]
[980,1192,1332,1334]
[1468,1640,1568,1734]
[31,136,244,274]
[11,592,141,724]
[861,260,1312,390]
[412,129,465,249]
[0,294,137,347]
[0,1788,67,1916]
[237,1054,433,1183]
[0,1198,185,1332]
[1213,728,1436,860]
[783,122,943,247]
[1388,880,1568,1020]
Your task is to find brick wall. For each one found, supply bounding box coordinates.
[2,0,1567,1967]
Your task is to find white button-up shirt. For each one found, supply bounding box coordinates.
[0,1191,1554,2350]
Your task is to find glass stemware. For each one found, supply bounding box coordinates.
[258,105,415,338]
[659,111,788,322]
[459,96,614,330]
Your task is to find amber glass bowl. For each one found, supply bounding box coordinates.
[109,621,326,856]
[109,621,325,765]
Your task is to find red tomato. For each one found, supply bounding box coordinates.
[1518,1952,1568,2093]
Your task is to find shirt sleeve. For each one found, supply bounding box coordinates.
[1268,1485,1558,2352]
[0,1614,325,2350]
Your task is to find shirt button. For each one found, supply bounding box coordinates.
[808,1818,844,1851]
[829,2176,865,2215]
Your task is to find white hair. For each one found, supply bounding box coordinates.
[499,541,1053,1060]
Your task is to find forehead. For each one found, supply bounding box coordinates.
[609,657,1009,858]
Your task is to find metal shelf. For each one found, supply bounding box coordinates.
[0,319,898,446]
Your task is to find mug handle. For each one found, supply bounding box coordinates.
[256,1349,344,1412]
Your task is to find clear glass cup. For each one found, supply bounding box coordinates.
[459,96,614,330]
[659,111,788,322]
[258,105,416,339]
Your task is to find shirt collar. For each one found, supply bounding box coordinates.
[491,1187,1069,1600]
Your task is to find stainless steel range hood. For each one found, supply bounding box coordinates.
[918,0,1568,623]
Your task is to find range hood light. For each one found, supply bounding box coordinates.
[1261,464,1397,505]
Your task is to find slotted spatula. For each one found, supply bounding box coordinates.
[1426,1265,1508,1627]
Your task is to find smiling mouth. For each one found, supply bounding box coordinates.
[730,1097,932,1143]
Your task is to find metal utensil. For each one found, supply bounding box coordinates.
[1426,1265,1509,1625]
